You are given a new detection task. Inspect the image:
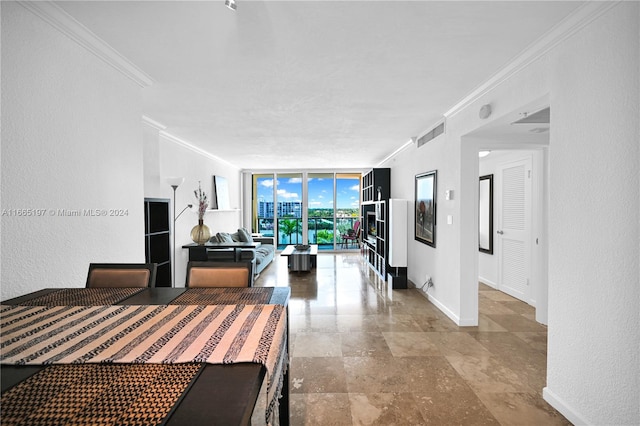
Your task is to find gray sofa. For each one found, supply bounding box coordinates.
[207,228,275,276]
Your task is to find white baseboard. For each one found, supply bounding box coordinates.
[414,288,478,326]
[425,292,456,322]
[478,277,497,288]
[543,387,590,425]
[422,291,477,326]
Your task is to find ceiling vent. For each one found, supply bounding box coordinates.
[417,121,445,148]
[512,107,550,125]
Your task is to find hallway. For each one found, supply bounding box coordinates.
[256,253,570,425]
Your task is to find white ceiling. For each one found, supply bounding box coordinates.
[57,1,581,170]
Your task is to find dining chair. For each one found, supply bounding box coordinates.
[86,263,157,288]
[186,261,253,288]
[342,220,361,248]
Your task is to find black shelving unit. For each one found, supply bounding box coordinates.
[144,198,171,287]
[361,168,390,280]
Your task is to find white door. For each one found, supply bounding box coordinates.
[498,158,532,304]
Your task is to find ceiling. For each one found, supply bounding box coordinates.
[57,1,581,170]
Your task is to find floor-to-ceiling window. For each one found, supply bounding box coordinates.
[307,173,335,250]
[335,173,361,249]
[253,172,361,250]
[276,173,303,247]
[254,174,276,239]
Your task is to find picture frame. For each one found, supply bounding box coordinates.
[211,175,230,210]
[415,170,437,247]
[479,174,494,254]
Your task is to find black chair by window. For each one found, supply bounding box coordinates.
[86,263,157,288]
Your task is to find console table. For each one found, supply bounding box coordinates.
[182,242,261,261]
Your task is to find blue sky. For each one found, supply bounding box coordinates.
[257,176,360,209]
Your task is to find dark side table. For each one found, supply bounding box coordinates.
[182,242,261,261]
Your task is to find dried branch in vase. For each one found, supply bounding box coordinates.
[194,181,208,220]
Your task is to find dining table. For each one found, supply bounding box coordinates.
[0,286,290,426]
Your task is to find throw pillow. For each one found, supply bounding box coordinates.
[237,228,253,243]
[216,232,234,243]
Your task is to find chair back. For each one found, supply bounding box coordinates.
[186,261,252,288]
[86,263,157,288]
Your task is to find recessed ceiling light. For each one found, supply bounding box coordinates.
[225,0,237,11]
[478,151,491,158]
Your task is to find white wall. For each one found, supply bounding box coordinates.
[544,3,639,424]
[1,3,145,299]
[143,125,242,287]
[387,131,464,321]
[387,3,639,424]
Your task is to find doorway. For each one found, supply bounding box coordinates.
[464,100,550,326]
[479,151,537,306]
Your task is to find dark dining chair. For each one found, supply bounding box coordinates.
[86,263,157,288]
[186,261,253,288]
[342,220,361,248]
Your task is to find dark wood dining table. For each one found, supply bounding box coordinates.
[1,287,290,426]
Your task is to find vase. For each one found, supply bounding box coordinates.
[190,219,211,245]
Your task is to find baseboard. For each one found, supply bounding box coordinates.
[543,387,590,425]
[414,287,478,326]
[422,292,459,325]
[478,277,497,289]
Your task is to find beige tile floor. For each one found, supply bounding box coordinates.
[255,253,571,425]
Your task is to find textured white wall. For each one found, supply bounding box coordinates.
[149,132,242,287]
[1,3,145,300]
[387,131,463,321]
[545,3,639,424]
[388,2,639,423]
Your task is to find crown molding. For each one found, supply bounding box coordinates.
[376,138,414,167]
[142,115,167,131]
[18,1,153,88]
[159,131,240,170]
[443,1,620,118]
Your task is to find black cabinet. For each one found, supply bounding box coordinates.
[362,168,390,203]
[144,198,171,287]
[361,169,390,280]
[361,168,407,288]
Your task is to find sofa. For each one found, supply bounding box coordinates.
[207,228,275,276]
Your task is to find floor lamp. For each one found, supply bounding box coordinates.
[167,177,185,287]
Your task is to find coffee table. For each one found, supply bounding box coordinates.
[280,245,318,272]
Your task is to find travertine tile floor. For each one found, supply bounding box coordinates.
[255,253,571,425]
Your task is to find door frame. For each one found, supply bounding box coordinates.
[461,139,549,326]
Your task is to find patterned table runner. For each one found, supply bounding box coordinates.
[171,287,274,305]
[1,303,287,425]
[1,363,202,426]
[12,288,144,306]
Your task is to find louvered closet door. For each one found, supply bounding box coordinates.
[498,158,532,304]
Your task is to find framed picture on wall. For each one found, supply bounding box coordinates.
[415,170,437,247]
[211,175,230,210]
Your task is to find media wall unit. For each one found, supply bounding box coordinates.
[361,168,407,288]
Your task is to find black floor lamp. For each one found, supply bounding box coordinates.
[167,177,191,287]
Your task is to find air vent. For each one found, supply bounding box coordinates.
[417,121,445,148]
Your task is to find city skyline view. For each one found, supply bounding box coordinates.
[256,175,360,211]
